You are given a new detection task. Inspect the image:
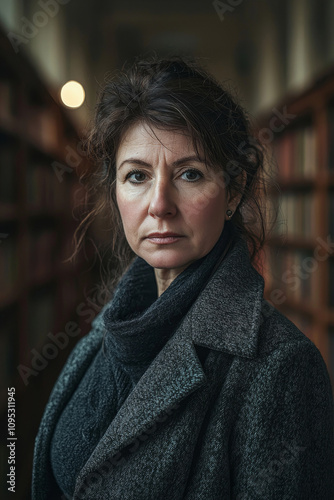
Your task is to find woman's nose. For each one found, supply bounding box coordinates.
[148,178,177,218]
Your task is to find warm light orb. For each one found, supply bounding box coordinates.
[60,80,85,108]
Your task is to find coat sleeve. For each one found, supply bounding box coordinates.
[229,340,334,500]
[31,307,108,500]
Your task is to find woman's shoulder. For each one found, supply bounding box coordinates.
[220,301,334,433]
[258,299,318,352]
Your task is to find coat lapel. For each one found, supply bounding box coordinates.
[189,236,265,358]
[74,235,265,493]
[75,317,207,489]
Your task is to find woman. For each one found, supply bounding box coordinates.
[32,58,334,499]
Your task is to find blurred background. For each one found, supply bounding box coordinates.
[0,0,334,497]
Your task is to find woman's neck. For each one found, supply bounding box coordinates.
[154,265,188,296]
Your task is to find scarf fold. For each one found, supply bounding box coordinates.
[102,222,235,384]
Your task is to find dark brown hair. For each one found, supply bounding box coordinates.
[75,56,273,295]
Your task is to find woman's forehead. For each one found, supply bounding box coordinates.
[116,122,201,162]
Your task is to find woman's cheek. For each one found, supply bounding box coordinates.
[116,189,137,228]
[182,184,224,219]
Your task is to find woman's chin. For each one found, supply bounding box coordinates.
[141,251,193,271]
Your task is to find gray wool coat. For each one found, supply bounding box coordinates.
[32,235,334,500]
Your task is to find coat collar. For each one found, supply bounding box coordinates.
[74,234,265,495]
[189,234,265,357]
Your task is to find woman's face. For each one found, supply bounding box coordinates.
[115,122,231,273]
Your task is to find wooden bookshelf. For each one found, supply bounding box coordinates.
[0,28,99,499]
[259,67,334,392]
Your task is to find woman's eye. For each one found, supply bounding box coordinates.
[181,169,203,182]
[126,170,146,183]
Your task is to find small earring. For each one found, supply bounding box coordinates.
[226,209,233,218]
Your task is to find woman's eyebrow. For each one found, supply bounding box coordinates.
[172,156,205,167]
[117,155,204,170]
[117,158,150,170]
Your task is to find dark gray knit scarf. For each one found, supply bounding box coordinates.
[102,221,235,384]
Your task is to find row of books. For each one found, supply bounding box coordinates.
[328,107,334,170]
[27,163,70,211]
[267,248,316,304]
[0,310,17,412]
[29,228,59,280]
[1,146,75,209]
[0,140,17,203]
[58,278,80,315]
[330,259,334,308]
[25,106,60,151]
[25,279,96,353]
[1,225,83,310]
[0,77,60,152]
[0,234,18,290]
[25,274,95,352]
[0,78,17,122]
[272,192,316,238]
[330,192,334,239]
[273,125,316,180]
[0,228,62,298]
[27,287,56,350]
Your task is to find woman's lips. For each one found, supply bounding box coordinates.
[146,233,184,244]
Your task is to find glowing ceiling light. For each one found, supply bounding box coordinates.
[60,80,85,108]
